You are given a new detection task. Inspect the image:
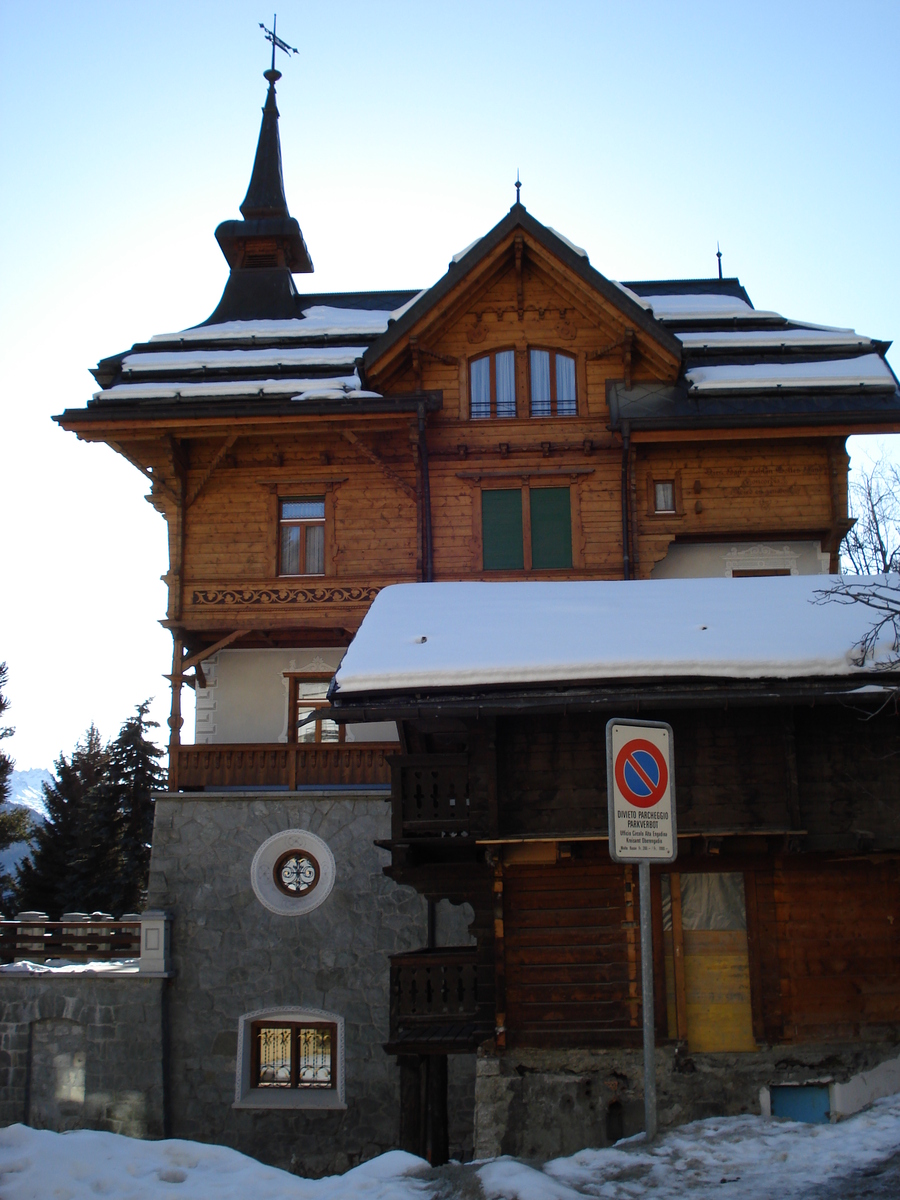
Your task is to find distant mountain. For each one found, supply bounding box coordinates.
[1,770,50,894]
[7,769,51,819]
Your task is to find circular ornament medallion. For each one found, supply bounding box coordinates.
[251,830,335,916]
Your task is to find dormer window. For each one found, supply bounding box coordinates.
[470,350,516,419]
[530,349,577,417]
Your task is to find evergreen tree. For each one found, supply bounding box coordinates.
[16,726,115,918]
[0,662,13,806]
[0,663,32,913]
[107,700,166,912]
[15,703,165,919]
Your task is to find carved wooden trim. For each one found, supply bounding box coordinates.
[191,585,381,607]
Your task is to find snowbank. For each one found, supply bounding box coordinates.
[2,1096,900,1199]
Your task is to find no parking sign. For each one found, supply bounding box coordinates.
[606,719,677,863]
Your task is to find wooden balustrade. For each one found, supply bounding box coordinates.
[386,947,494,1054]
[0,920,141,964]
[174,741,395,791]
[390,754,475,839]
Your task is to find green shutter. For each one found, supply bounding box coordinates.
[482,489,524,570]
[530,487,572,569]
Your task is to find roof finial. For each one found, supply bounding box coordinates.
[259,14,298,83]
[515,170,522,205]
[716,242,723,280]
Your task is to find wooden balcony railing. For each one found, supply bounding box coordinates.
[390,754,477,840]
[386,947,494,1054]
[0,919,141,964]
[174,742,395,791]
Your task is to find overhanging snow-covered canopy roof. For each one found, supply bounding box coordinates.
[333,576,900,702]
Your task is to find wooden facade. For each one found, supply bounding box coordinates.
[53,66,900,1157]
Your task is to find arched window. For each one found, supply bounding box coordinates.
[529,349,577,416]
[470,350,517,418]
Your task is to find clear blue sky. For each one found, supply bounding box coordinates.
[1,1,898,771]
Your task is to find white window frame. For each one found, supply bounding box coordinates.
[233,1006,346,1110]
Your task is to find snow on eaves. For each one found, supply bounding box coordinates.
[148,307,394,344]
[686,353,895,391]
[122,347,366,373]
[643,294,782,321]
[389,290,428,322]
[93,376,361,402]
[546,227,589,259]
[451,237,482,264]
[677,328,873,351]
[333,575,899,696]
[611,281,652,310]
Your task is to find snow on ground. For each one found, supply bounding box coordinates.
[2,1096,900,1200]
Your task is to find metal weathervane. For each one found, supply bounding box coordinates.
[259,14,298,74]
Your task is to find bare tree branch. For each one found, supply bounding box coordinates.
[841,458,900,574]
[814,575,900,667]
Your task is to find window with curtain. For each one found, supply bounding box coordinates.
[252,1021,336,1089]
[279,497,325,575]
[470,350,517,419]
[529,349,577,417]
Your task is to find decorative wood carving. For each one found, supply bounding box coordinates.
[192,585,381,606]
[466,320,487,344]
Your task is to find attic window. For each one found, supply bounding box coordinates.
[530,350,577,417]
[470,351,516,419]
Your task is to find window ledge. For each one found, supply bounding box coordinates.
[233,1093,347,1111]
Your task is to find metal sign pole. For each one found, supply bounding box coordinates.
[606,718,675,1144]
[638,858,657,1139]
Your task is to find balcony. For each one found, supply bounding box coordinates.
[385,947,494,1055]
[174,742,395,791]
[390,754,482,840]
[0,918,145,964]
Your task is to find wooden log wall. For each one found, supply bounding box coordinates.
[495,708,900,850]
[502,850,643,1049]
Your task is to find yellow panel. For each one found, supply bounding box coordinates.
[683,931,757,1052]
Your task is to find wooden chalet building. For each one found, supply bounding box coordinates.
[55,63,900,1173]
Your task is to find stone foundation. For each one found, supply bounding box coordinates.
[0,976,164,1137]
[474,1041,900,1159]
[147,790,474,1176]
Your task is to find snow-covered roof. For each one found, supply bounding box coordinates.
[149,306,396,344]
[333,575,898,697]
[642,294,783,322]
[121,347,365,373]
[677,328,873,351]
[685,353,895,392]
[93,375,362,402]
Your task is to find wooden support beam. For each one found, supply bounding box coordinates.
[514,235,524,322]
[186,434,238,508]
[108,440,180,505]
[341,430,417,501]
[180,628,248,673]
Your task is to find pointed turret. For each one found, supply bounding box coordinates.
[205,69,313,323]
[239,69,291,220]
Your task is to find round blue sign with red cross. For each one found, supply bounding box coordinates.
[614,738,669,808]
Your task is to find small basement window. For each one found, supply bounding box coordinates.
[279,497,325,575]
[253,1021,335,1089]
[235,1007,346,1109]
[654,481,676,513]
[530,349,577,417]
[470,350,517,419]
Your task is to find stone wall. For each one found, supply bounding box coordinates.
[147,790,473,1176]
[474,1041,900,1159]
[0,976,164,1137]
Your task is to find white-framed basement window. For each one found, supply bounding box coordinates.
[233,1006,346,1110]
